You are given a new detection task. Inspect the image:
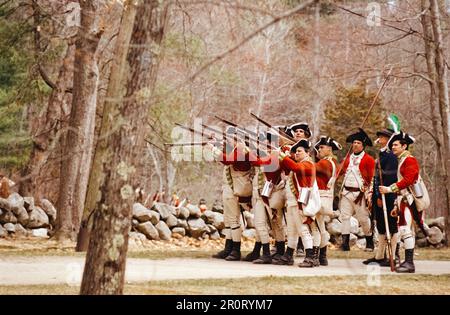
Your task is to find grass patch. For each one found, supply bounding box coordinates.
[1,247,449,261]
[1,238,449,261]
[1,274,449,295]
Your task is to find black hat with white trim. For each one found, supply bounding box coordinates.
[314,136,342,151]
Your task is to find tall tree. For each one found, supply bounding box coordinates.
[76,0,138,251]
[54,0,103,240]
[428,0,450,244]
[80,0,169,294]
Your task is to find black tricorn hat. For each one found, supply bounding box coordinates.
[346,128,372,147]
[387,131,415,150]
[314,136,342,151]
[288,122,311,138]
[290,139,312,153]
[376,128,395,138]
[266,125,285,143]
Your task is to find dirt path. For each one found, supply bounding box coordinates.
[1,256,449,286]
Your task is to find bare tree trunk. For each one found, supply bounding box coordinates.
[19,1,75,201]
[429,0,450,245]
[76,0,138,252]
[20,44,74,201]
[312,0,322,140]
[80,0,169,294]
[421,0,447,219]
[54,0,103,241]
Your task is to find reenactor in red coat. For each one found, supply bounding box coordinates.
[286,122,312,257]
[338,128,375,251]
[245,130,287,264]
[314,136,342,265]
[380,131,423,273]
[276,139,320,267]
[207,127,259,261]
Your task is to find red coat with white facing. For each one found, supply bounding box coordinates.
[250,151,284,184]
[281,157,316,188]
[392,155,419,192]
[217,147,261,171]
[339,153,375,187]
[316,158,337,190]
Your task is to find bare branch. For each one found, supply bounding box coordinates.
[364,31,415,47]
[334,4,425,40]
[188,0,317,83]
[173,0,277,18]
[390,72,432,83]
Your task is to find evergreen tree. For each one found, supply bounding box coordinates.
[321,82,385,160]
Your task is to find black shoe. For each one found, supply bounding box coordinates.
[312,246,320,267]
[212,239,233,259]
[225,242,241,261]
[242,242,261,262]
[273,247,294,265]
[271,241,285,262]
[253,254,272,264]
[395,249,415,273]
[319,246,328,266]
[298,248,315,268]
[395,243,401,264]
[275,241,285,256]
[271,253,282,262]
[362,257,389,266]
[341,234,350,251]
[378,259,392,267]
[365,235,374,252]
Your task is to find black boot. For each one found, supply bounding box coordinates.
[298,248,315,268]
[319,246,328,266]
[312,246,320,267]
[271,241,285,262]
[365,235,374,252]
[254,243,272,264]
[395,243,401,264]
[225,242,241,261]
[273,247,294,265]
[395,249,415,273]
[341,234,350,251]
[296,237,305,257]
[212,239,233,259]
[362,257,389,266]
[243,242,261,262]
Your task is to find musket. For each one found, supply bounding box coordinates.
[249,112,295,144]
[201,123,255,152]
[175,122,215,140]
[144,139,171,154]
[377,158,395,272]
[206,123,277,151]
[214,115,259,138]
[336,66,393,185]
[164,142,210,146]
[201,123,276,154]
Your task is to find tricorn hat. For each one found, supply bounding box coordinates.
[288,122,311,138]
[387,131,415,150]
[266,125,285,143]
[314,136,342,151]
[346,128,372,147]
[376,128,395,138]
[290,139,312,153]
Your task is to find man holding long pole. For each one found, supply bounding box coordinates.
[363,126,399,269]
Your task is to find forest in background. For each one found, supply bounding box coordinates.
[1,0,450,294]
[1,0,449,217]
